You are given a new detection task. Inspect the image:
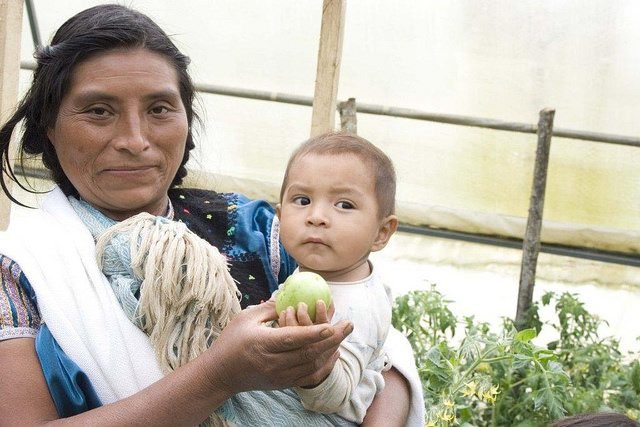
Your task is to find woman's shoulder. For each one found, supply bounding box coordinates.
[169,188,276,237]
[169,188,270,211]
[169,187,290,307]
[0,254,41,340]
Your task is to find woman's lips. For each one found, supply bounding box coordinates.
[103,165,156,175]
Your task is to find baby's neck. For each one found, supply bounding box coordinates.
[308,259,372,283]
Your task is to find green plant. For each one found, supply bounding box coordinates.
[392,286,640,426]
[540,291,640,418]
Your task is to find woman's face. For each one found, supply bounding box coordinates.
[47,48,188,220]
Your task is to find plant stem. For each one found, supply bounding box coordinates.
[457,351,510,386]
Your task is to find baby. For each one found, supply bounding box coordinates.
[90,130,399,425]
[276,131,399,424]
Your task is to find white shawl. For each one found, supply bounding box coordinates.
[0,187,163,403]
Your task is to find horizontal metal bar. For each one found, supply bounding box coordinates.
[14,165,640,267]
[20,60,36,70]
[16,165,51,180]
[355,102,640,148]
[195,82,314,107]
[19,60,640,147]
[398,224,640,268]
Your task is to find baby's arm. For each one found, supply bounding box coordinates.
[281,287,391,424]
[294,330,387,423]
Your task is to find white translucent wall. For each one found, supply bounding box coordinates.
[19,1,640,253]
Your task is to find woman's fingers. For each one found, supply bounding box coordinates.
[268,319,352,354]
[249,299,279,322]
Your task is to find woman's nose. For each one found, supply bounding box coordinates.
[112,113,149,153]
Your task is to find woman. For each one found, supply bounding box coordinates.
[0,4,418,425]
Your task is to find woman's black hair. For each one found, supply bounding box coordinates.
[0,4,198,204]
[549,412,639,427]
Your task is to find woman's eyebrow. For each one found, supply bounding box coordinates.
[71,89,181,105]
[71,91,118,105]
[142,89,182,102]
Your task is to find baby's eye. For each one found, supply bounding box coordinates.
[336,201,354,209]
[292,196,310,206]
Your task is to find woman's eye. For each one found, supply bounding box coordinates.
[292,196,310,206]
[150,105,170,115]
[89,107,109,116]
[336,201,354,209]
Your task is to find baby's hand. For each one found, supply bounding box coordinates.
[278,300,333,327]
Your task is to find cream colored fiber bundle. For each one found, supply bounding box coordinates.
[95,213,241,426]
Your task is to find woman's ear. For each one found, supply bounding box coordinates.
[371,214,398,252]
[46,127,56,147]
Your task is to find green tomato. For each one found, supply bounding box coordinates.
[275,271,332,322]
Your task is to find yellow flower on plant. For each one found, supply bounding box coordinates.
[426,420,436,427]
[483,393,496,403]
[462,381,477,397]
[476,362,492,374]
[443,398,454,408]
[482,385,499,404]
[438,410,454,422]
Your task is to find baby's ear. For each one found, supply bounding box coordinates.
[371,215,398,252]
[275,203,282,219]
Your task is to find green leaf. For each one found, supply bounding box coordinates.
[515,328,537,343]
[542,291,554,306]
[425,346,445,369]
[512,353,534,370]
[631,361,640,394]
[534,349,556,361]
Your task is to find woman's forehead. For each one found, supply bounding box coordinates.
[68,48,179,92]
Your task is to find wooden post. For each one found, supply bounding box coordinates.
[310,0,346,137]
[0,0,24,230]
[515,108,555,329]
[338,97,357,134]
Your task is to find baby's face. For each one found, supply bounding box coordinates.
[278,153,385,282]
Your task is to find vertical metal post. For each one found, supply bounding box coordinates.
[24,0,42,48]
[310,0,346,137]
[338,97,357,134]
[515,108,555,329]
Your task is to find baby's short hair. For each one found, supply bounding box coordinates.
[281,131,396,218]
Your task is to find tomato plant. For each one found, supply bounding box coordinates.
[392,286,640,426]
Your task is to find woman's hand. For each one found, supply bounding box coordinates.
[205,299,353,395]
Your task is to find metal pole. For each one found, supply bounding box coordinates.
[24,0,41,48]
[515,108,555,329]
